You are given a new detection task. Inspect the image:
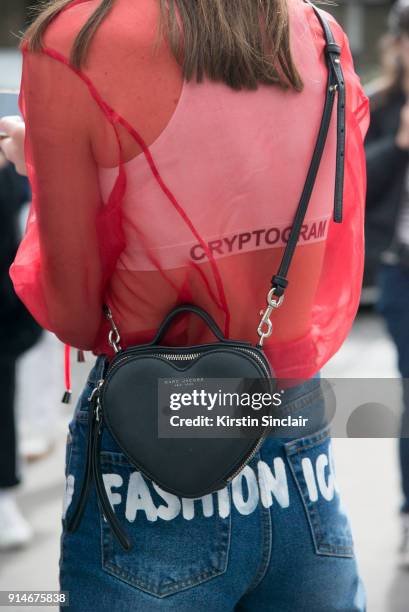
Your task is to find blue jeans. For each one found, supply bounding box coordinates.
[59,355,365,611]
[377,262,409,514]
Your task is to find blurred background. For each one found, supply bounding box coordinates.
[0,1,408,611]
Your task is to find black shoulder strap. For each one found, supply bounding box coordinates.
[270,2,346,300]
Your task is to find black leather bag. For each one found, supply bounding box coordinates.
[67,5,346,551]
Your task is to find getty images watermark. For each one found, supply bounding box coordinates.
[157,377,409,439]
[167,388,308,430]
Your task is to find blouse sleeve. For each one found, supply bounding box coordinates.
[9,48,116,349]
[341,30,370,137]
[308,23,370,372]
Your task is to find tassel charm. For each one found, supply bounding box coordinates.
[62,390,72,404]
[63,344,72,404]
[77,350,86,363]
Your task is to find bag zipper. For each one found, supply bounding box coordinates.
[66,381,132,551]
[107,346,271,380]
[154,353,201,360]
[234,347,271,379]
[222,347,275,477]
[92,405,132,551]
[65,382,102,534]
[225,431,269,483]
[67,345,272,545]
[102,347,271,476]
[99,346,272,496]
[94,381,268,510]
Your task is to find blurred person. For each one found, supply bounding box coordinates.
[1,0,369,609]
[18,331,64,461]
[0,116,63,463]
[0,151,42,549]
[366,0,409,569]
[0,116,65,463]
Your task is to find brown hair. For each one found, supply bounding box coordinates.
[24,0,303,91]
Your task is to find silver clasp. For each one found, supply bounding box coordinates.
[257,288,284,347]
[103,304,122,354]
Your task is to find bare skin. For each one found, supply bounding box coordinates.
[0,115,27,176]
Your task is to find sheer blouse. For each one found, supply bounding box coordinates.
[10,0,369,388]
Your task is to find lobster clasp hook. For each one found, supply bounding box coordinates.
[108,329,122,354]
[103,304,122,354]
[257,288,284,347]
[257,307,274,346]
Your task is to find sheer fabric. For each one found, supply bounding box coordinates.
[10,0,369,383]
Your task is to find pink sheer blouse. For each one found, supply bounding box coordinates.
[10,0,369,390]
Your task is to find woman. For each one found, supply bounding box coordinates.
[0,154,41,550]
[0,0,368,609]
[366,0,409,569]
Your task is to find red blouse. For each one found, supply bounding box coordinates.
[10,0,369,393]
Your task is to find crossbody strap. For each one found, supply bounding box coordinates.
[102,3,347,353]
[257,2,346,347]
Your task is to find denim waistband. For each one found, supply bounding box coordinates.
[87,354,109,385]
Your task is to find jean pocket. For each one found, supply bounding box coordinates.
[99,450,231,598]
[284,427,354,558]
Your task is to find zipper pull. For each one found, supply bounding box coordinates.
[66,379,104,534]
[95,397,102,425]
[89,379,104,428]
[92,410,132,551]
[88,379,104,405]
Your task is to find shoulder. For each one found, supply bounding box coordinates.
[41,0,160,59]
[41,1,101,56]
[291,0,347,47]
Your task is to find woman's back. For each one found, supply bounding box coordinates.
[11,0,369,378]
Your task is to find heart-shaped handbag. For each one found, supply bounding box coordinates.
[66,5,346,551]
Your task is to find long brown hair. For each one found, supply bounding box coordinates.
[24,0,303,91]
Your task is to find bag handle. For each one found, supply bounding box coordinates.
[151,304,227,345]
[103,303,227,353]
[257,2,346,346]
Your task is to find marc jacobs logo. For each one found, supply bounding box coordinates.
[163,377,205,388]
